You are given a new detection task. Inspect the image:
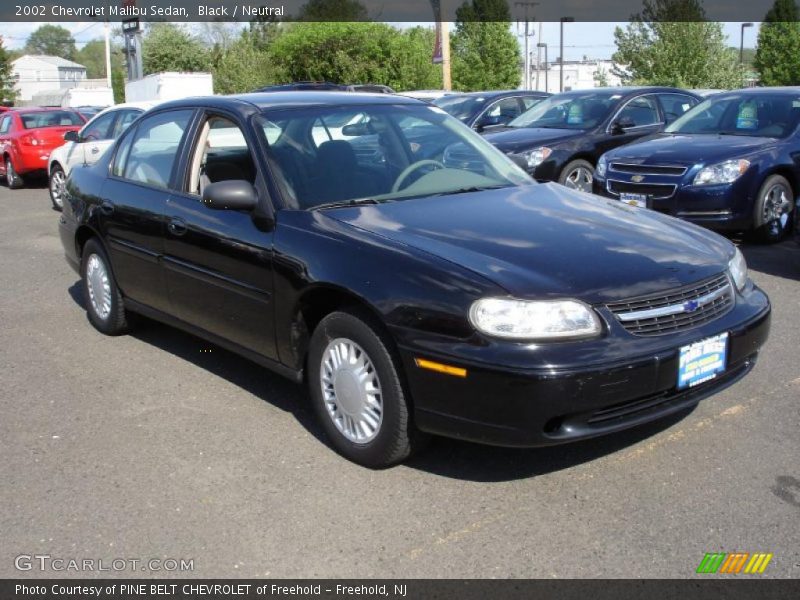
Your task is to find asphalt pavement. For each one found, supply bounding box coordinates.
[1,181,798,579]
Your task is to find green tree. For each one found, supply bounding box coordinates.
[612,0,743,88]
[75,39,126,80]
[0,36,17,105]
[142,23,210,75]
[111,67,125,104]
[212,34,286,94]
[754,0,800,85]
[25,25,77,60]
[298,0,368,20]
[269,22,440,90]
[451,1,521,91]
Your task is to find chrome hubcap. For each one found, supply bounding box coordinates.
[763,184,792,236]
[85,254,111,320]
[320,338,383,444]
[564,166,593,192]
[50,170,65,207]
[6,161,14,183]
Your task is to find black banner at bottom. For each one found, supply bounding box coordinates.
[2,580,800,600]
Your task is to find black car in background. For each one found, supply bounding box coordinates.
[58,92,769,467]
[433,90,550,132]
[594,88,800,242]
[483,87,701,191]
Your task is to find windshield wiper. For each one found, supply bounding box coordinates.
[439,184,511,196]
[311,197,382,211]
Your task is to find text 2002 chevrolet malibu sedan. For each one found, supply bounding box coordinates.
[58,93,771,468]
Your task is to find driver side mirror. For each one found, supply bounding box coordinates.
[476,114,504,132]
[202,180,258,211]
[64,130,81,143]
[611,116,636,134]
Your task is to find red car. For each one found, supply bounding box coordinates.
[0,107,86,189]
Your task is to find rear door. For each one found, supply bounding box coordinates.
[163,111,278,360]
[99,108,195,313]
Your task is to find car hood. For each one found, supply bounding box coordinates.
[326,184,732,303]
[482,127,586,154]
[607,133,777,165]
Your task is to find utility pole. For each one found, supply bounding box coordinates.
[559,16,574,92]
[441,20,451,91]
[104,21,112,89]
[515,2,539,90]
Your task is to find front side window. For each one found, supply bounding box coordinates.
[115,110,193,189]
[433,95,486,122]
[615,95,660,127]
[666,94,800,138]
[658,93,699,125]
[188,116,256,196]
[112,110,143,138]
[485,97,522,121]
[80,111,117,141]
[508,91,620,130]
[257,103,532,210]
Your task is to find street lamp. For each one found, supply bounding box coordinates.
[537,42,548,92]
[560,17,574,92]
[740,22,754,64]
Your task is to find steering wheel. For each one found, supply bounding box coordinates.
[391,159,445,193]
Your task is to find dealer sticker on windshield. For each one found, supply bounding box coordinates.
[678,332,728,389]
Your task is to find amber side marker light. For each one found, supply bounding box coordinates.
[415,358,468,378]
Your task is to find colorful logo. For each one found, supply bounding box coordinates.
[696,552,773,574]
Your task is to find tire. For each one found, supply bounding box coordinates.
[558,159,594,193]
[49,164,66,211]
[307,309,425,468]
[5,156,23,189]
[80,238,128,336]
[752,174,794,243]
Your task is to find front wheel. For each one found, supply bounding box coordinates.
[558,159,594,193]
[753,174,794,243]
[80,238,129,335]
[307,310,424,468]
[49,165,66,211]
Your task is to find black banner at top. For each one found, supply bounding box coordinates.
[0,0,793,23]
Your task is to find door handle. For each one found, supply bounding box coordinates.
[167,218,188,236]
[99,201,114,216]
[90,146,100,155]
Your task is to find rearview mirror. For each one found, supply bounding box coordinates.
[202,180,258,211]
[64,130,80,143]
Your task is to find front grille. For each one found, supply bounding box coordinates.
[606,273,734,336]
[607,180,677,199]
[609,162,687,176]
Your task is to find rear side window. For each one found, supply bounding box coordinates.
[0,116,11,134]
[114,110,193,189]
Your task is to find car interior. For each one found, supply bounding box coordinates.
[189,117,257,197]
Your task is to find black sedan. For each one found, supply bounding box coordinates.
[594,87,800,243]
[483,87,701,191]
[433,90,549,132]
[59,92,770,467]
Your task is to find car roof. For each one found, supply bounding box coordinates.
[713,86,800,96]
[11,106,83,114]
[155,91,425,113]
[448,90,550,99]
[554,86,696,96]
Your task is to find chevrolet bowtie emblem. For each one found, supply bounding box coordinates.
[631,175,646,182]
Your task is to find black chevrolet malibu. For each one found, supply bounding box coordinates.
[58,92,770,468]
[482,87,701,191]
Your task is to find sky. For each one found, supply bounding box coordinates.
[1,21,762,62]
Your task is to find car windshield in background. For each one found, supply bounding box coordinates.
[432,95,486,121]
[665,93,800,138]
[258,103,531,210]
[21,110,84,129]
[508,91,619,129]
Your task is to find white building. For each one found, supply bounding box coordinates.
[11,55,87,103]
[528,59,623,94]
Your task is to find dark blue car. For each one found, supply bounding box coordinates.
[433,90,550,132]
[593,87,800,242]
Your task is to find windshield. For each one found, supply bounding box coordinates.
[257,103,532,209]
[666,93,800,138]
[21,110,84,129]
[432,95,486,121]
[508,91,620,129]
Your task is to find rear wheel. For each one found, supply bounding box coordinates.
[558,159,594,193]
[5,156,23,189]
[307,309,424,468]
[753,175,794,243]
[49,164,66,211]
[80,238,128,335]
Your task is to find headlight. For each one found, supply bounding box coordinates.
[728,247,748,292]
[693,159,750,186]
[514,146,552,170]
[469,298,601,341]
[596,155,607,178]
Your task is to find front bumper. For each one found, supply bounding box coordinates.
[396,286,770,447]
